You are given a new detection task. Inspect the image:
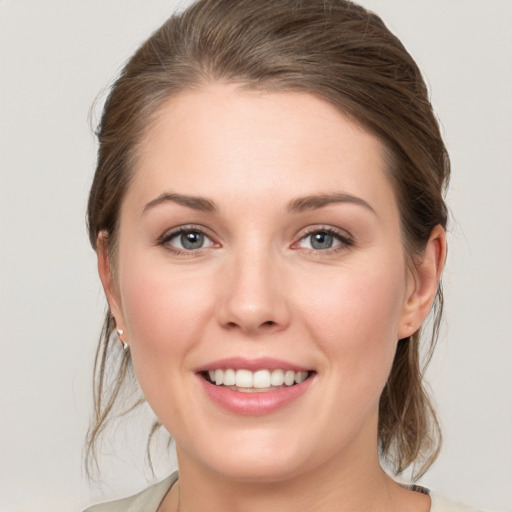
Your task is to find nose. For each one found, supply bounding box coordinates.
[215,249,291,336]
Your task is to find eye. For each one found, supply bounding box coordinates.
[295,228,353,251]
[161,227,215,252]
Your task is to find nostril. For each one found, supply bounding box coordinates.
[223,319,278,332]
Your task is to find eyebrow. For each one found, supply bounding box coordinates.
[142,191,376,216]
[288,193,377,215]
[143,192,217,214]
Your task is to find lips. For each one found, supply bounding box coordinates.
[196,358,315,415]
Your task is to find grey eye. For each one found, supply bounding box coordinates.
[180,231,206,250]
[309,232,334,250]
[300,231,339,250]
[163,229,214,251]
[295,229,351,252]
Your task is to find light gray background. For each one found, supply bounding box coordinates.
[1,1,511,511]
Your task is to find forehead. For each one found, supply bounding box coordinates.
[128,83,397,218]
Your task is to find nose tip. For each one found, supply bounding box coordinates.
[215,259,290,336]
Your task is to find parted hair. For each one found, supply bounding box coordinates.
[86,0,449,479]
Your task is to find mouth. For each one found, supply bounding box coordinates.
[196,358,316,414]
[201,368,314,392]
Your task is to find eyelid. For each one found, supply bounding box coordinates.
[291,225,354,252]
[157,224,219,253]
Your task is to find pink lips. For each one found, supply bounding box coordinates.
[196,357,314,416]
[196,357,309,373]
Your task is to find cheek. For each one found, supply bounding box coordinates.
[299,257,407,380]
[118,257,212,358]
[117,261,216,426]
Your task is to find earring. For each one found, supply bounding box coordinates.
[116,329,129,351]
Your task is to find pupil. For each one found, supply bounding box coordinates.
[311,232,333,250]
[181,231,204,250]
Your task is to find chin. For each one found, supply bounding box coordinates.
[191,431,322,484]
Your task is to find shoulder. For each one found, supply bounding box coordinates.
[83,472,178,512]
[429,491,486,512]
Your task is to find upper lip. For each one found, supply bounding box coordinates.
[195,357,311,373]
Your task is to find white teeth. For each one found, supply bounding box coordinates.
[223,368,236,386]
[235,369,253,388]
[295,371,308,384]
[284,370,295,386]
[270,369,285,386]
[253,370,271,388]
[207,368,310,389]
[214,369,224,385]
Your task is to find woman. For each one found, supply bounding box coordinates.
[84,1,480,510]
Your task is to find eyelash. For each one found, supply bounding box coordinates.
[158,225,216,256]
[157,225,354,255]
[294,226,354,254]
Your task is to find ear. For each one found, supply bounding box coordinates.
[398,225,447,339]
[97,232,126,334]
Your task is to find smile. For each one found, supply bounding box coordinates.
[197,360,315,415]
[204,368,311,391]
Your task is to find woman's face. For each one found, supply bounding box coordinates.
[102,84,435,482]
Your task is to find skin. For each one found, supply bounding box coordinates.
[98,83,445,512]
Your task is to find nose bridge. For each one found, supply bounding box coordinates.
[216,239,289,334]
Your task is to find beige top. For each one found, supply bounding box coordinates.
[84,472,484,512]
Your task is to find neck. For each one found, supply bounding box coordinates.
[160,436,428,512]
[171,456,388,512]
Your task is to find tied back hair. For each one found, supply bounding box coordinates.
[86,0,449,480]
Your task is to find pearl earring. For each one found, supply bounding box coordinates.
[116,329,129,351]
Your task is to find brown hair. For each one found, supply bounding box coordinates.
[86,0,449,479]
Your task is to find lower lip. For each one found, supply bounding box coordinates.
[198,375,313,416]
